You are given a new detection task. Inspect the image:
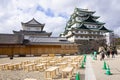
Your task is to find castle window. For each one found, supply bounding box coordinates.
[27,27,30,30]
[83,36,85,38]
[75,30,78,33]
[89,36,92,38]
[94,26,96,28]
[85,36,87,38]
[78,17,81,20]
[97,32,100,34]
[81,36,83,38]
[86,31,88,34]
[75,36,78,38]
[90,26,92,28]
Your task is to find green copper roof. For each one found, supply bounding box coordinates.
[83,15,105,25]
[61,8,112,36]
[99,26,108,30]
[63,30,69,35]
[89,26,112,32]
[78,14,99,19]
[84,16,97,23]
[77,24,89,30]
[75,8,95,14]
[83,22,105,25]
[91,16,100,19]
[99,26,112,32]
[71,12,100,20]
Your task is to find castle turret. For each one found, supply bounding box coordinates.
[13,18,52,40]
[60,8,112,53]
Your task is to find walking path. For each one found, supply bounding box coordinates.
[85,56,96,80]
[86,54,120,80]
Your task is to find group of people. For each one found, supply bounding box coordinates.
[91,46,118,61]
[99,46,118,61]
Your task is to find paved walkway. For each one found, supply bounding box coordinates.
[85,56,96,80]
[85,54,120,80]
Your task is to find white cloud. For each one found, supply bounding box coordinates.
[44,16,66,36]
[0,0,120,36]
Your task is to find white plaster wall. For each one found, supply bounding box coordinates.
[105,32,114,46]
[71,24,77,28]
[68,36,75,42]
[29,27,41,31]
[85,24,98,29]
[24,35,29,39]
[23,26,41,31]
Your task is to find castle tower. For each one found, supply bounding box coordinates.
[13,18,52,40]
[60,8,112,53]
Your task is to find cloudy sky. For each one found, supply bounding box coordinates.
[0,0,120,36]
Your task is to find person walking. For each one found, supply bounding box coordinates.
[115,50,118,55]
[111,49,115,58]
[106,50,110,58]
[100,50,105,61]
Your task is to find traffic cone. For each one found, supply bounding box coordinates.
[106,65,112,75]
[103,61,107,70]
[90,53,93,57]
[83,56,86,63]
[81,61,85,68]
[93,51,97,60]
[75,72,80,80]
[93,56,95,60]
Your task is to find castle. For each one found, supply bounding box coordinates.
[60,8,112,53]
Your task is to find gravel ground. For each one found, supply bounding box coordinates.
[0,56,85,80]
[0,70,45,80]
[0,57,45,80]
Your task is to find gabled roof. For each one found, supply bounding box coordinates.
[29,37,72,45]
[99,26,108,30]
[13,30,52,37]
[83,16,105,25]
[22,18,43,25]
[91,16,100,19]
[79,14,99,19]
[84,16,96,22]
[99,26,112,32]
[77,24,89,30]
[21,18,45,27]
[75,8,95,14]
